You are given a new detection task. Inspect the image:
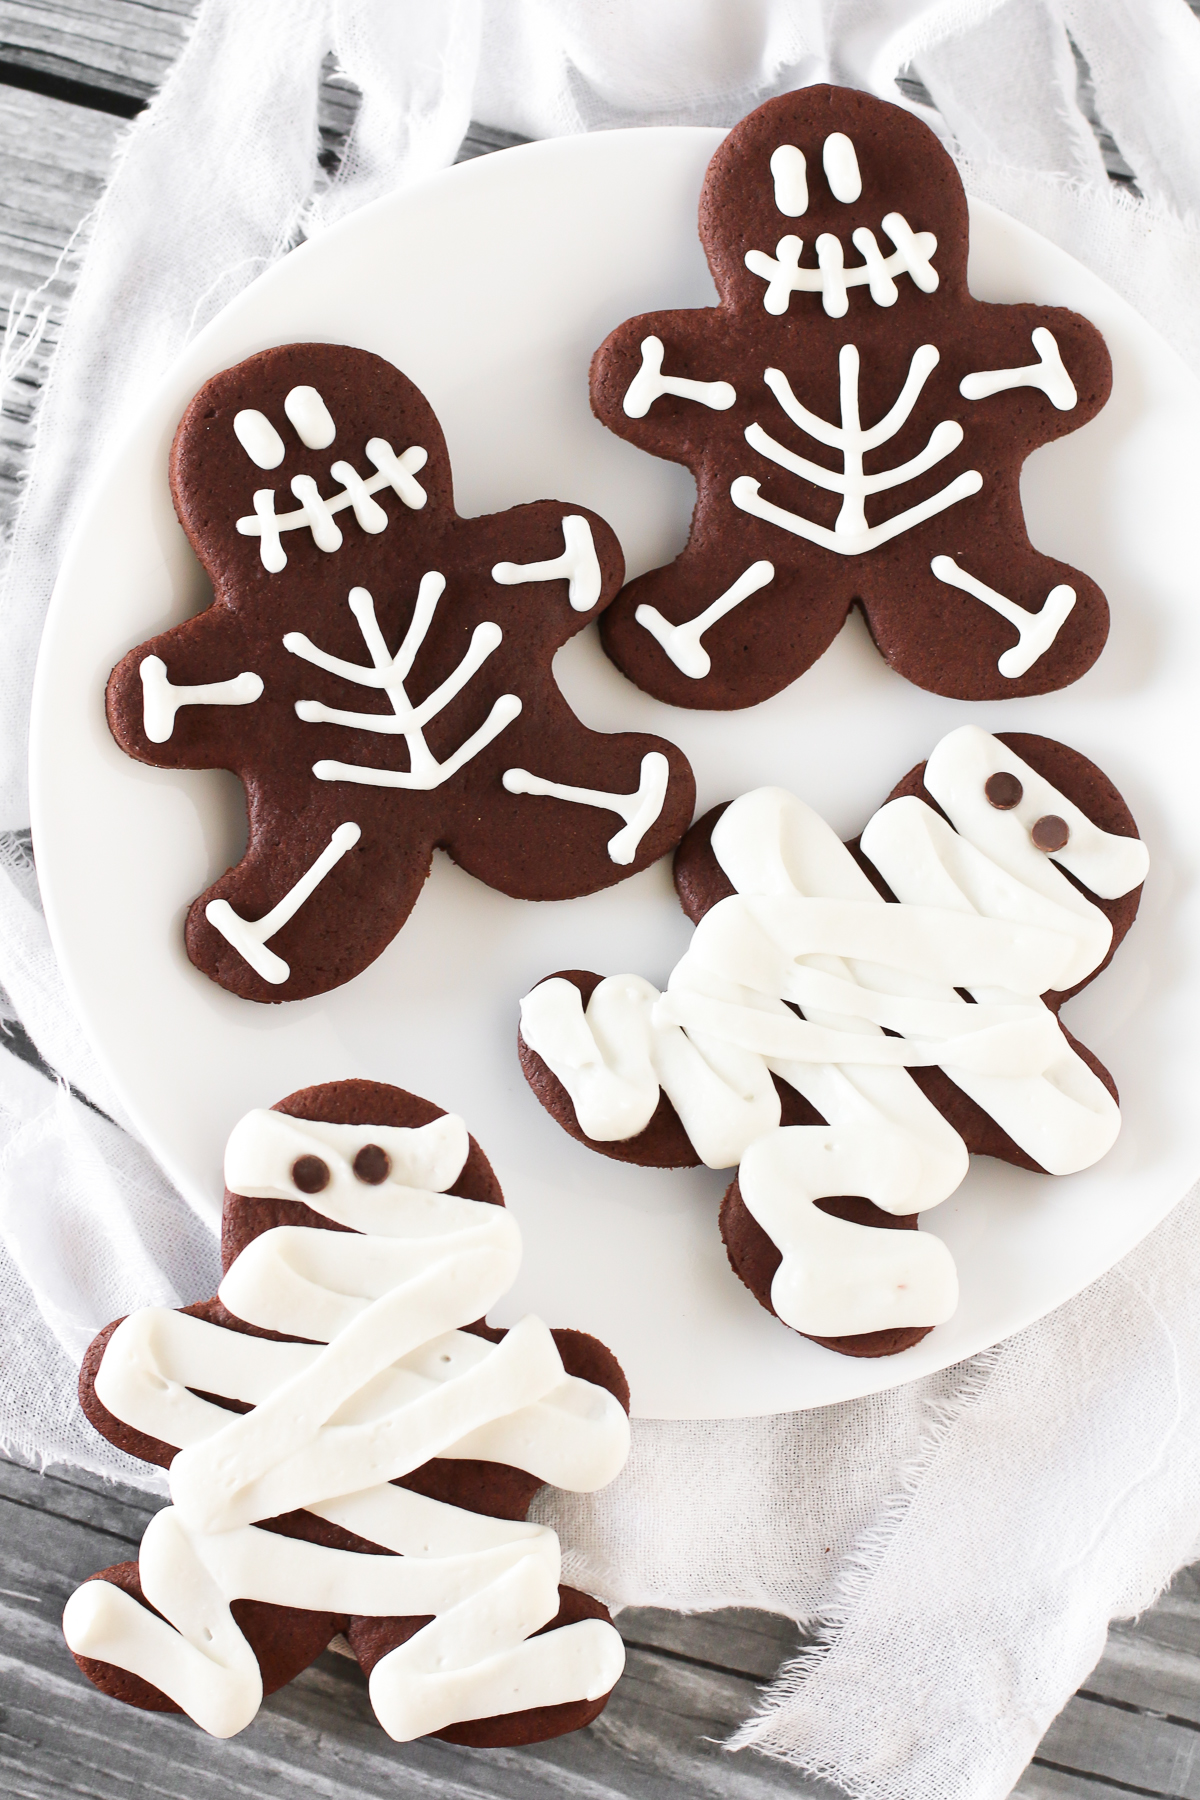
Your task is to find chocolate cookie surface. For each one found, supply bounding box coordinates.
[591,86,1112,709]
[107,344,694,1002]
[67,1080,631,1747]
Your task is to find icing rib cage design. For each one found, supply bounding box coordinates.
[588,85,1113,709]
[105,344,696,1002]
[64,1092,631,1744]
[517,728,1147,1349]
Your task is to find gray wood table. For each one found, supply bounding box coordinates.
[2,6,1198,1796]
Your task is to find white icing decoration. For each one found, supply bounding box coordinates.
[284,384,336,448]
[634,560,775,678]
[770,144,808,216]
[139,656,263,743]
[62,1108,629,1741]
[237,439,429,573]
[931,554,1077,678]
[492,515,602,612]
[822,132,862,204]
[205,821,360,984]
[233,409,284,470]
[622,336,736,419]
[519,727,1147,1336]
[739,1125,959,1336]
[960,327,1078,410]
[285,578,521,790]
[745,212,938,318]
[501,752,670,866]
[733,345,982,555]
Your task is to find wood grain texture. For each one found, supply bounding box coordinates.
[5,6,1200,1797]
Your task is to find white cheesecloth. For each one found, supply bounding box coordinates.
[2,4,1200,1797]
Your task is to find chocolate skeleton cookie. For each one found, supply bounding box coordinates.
[590,86,1112,708]
[517,728,1147,1356]
[106,345,695,1002]
[63,1080,631,1745]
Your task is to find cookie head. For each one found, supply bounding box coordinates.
[701,86,969,321]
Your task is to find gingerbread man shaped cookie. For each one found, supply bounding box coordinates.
[64,1080,631,1745]
[106,345,695,1002]
[517,729,1147,1358]
[591,87,1113,709]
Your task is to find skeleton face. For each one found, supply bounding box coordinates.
[700,85,969,323]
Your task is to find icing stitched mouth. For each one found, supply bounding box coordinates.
[745,214,939,318]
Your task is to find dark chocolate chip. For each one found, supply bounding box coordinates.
[1031,814,1069,852]
[353,1143,390,1185]
[984,771,1023,810]
[291,1154,330,1194]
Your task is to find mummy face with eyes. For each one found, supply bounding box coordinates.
[63,1090,632,1745]
[518,727,1147,1350]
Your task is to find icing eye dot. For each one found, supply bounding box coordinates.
[822,132,862,204]
[984,772,1023,810]
[291,1154,330,1194]
[1031,814,1070,853]
[353,1143,390,1185]
[233,408,285,470]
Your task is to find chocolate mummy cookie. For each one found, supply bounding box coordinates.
[63,1080,631,1745]
[590,87,1113,708]
[106,345,695,1002]
[517,728,1147,1356]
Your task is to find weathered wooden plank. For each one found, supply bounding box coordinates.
[0,0,197,105]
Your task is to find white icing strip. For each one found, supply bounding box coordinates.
[502,752,670,865]
[634,561,774,678]
[492,515,602,612]
[770,144,808,216]
[734,346,981,555]
[236,441,429,572]
[284,384,336,448]
[822,132,862,204]
[65,1108,630,1740]
[622,336,736,419]
[931,555,1077,678]
[139,656,263,743]
[744,212,937,318]
[233,409,284,470]
[286,580,521,791]
[205,821,360,984]
[739,1125,959,1335]
[520,728,1146,1332]
[960,328,1077,410]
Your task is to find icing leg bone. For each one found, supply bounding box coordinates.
[519,728,1148,1343]
[931,555,1077,679]
[492,515,603,612]
[502,753,671,866]
[205,822,360,985]
[286,579,522,790]
[733,345,983,555]
[635,561,775,679]
[139,656,263,744]
[65,1092,632,1743]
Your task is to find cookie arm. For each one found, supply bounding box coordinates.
[590,310,739,459]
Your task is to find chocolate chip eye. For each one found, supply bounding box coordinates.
[984,772,1023,810]
[1031,814,1069,852]
[291,1154,330,1194]
[353,1144,390,1185]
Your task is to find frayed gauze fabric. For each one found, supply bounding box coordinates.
[1,2,1199,1795]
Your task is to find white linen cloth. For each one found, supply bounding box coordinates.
[2,3,1200,1795]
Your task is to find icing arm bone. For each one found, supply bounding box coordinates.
[65,1087,631,1745]
[518,728,1147,1352]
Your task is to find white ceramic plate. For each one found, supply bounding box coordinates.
[30,129,1200,1418]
